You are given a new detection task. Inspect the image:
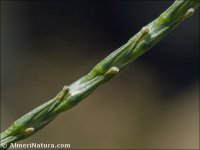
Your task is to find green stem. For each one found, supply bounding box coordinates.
[1,0,199,149]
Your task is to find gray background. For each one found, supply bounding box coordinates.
[1,1,199,149]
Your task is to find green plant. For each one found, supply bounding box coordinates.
[1,0,199,149]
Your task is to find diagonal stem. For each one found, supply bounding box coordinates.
[1,0,199,149]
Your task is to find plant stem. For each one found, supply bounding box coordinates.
[1,0,199,149]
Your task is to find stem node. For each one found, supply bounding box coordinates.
[105,67,119,77]
[184,8,195,18]
[24,127,35,135]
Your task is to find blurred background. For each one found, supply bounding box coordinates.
[1,1,199,149]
